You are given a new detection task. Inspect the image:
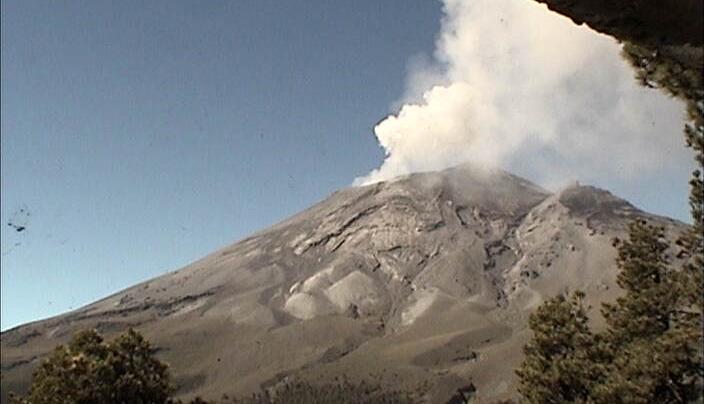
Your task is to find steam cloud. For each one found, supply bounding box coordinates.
[356,0,688,187]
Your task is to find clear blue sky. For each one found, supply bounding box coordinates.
[1,0,441,330]
[0,0,692,330]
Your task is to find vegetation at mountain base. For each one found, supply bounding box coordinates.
[9,329,174,404]
[516,291,606,403]
[519,2,703,402]
[597,221,702,403]
[7,3,703,404]
[8,328,422,404]
[518,220,703,403]
[222,380,419,404]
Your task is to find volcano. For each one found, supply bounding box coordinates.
[0,164,688,403]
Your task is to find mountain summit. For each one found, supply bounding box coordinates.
[0,165,687,403]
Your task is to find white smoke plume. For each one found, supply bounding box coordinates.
[356,0,688,187]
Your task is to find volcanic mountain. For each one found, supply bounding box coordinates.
[0,165,688,403]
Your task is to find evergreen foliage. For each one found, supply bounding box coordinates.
[226,380,418,404]
[11,329,174,404]
[620,43,703,106]
[518,22,703,403]
[594,221,702,403]
[602,221,677,346]
[516,292,606,404]
[10,329,418,404]
[679,102,704,316]
[518,219,703,403]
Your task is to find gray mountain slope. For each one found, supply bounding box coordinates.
[0,164,688,403]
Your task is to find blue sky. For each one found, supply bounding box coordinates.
[0,0,693,330]
[1,0,441,330]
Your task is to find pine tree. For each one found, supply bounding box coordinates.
[593,323,701,403]
[517,19,703,404]
[517,218,702,403]
[593,219,701,403]
[621,28,704,404]
[601,221,678,346]
[516,291,605,404]
[677,100,704,316]
[677,99,704,402]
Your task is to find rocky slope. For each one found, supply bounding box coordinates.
[0,164,688,403]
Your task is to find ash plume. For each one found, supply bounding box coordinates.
[356,0,688,187]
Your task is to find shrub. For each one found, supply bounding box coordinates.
[11,328,174,404]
